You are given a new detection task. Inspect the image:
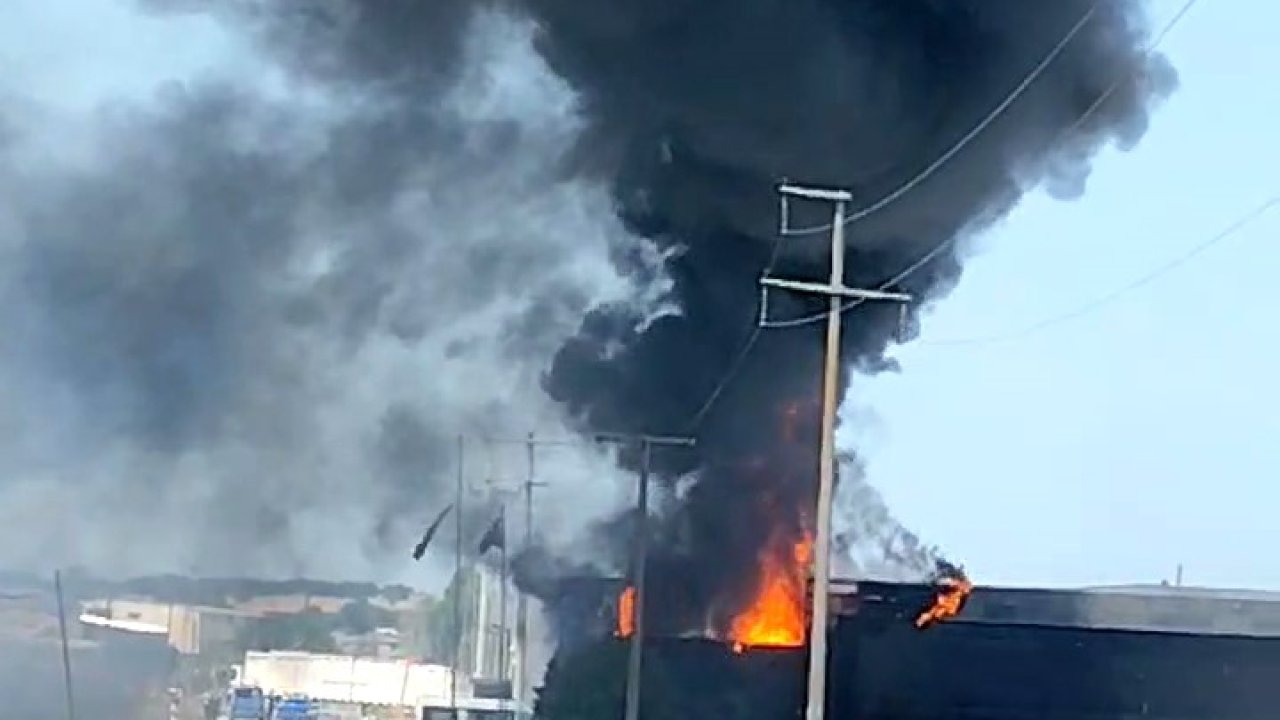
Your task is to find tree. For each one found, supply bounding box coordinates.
[419,567,479,666]
[337,599,394,635]
[238,611,338,654]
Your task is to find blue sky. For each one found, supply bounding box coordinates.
[850,0,1280,590]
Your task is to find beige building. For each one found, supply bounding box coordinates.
[80,598,249,656]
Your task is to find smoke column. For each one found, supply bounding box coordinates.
[535,0,1175,633]
[0,0,1173,611]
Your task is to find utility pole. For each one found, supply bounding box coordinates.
[516,433,549,712]
[760,183,912,720]
[592,433,696,720]
[459,430,692,720]
[54,570,77,720]
[497,501,508,684]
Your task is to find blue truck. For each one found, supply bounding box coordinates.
[272,695,318,720]
[226,687,268,720]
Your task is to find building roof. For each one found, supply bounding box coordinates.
[847,580,1280,638]
[79,613,168,635]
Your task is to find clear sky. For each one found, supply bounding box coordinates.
[847,0,1280,590]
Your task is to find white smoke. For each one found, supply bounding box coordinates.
[0,3,655,582]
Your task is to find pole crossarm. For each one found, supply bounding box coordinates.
[778,183,853,203]
[592,432,697,447]
[760,276,912,303]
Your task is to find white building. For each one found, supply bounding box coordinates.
[239,650,524,719]
[457,563,553,711]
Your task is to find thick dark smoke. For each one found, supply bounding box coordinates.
[535,0,1175,634]
[0,0,1172,614]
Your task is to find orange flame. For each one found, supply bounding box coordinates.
[616,585,636,638]
[914,574,974,629]
[729,536,812,651]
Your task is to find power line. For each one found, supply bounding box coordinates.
[761,0,1201,329]
[685,1,1106,411]
[1058,0,1200,141]
[681,0,1199,423]
[686,0,1099,417]
[684,228,786,432]
[922,194,1280,347]
[783,1,1102,238]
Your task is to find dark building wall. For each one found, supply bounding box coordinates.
[536,581,1280,720]
[833,584,1280,720]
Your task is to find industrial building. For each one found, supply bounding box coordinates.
[537,577,1280,720]
[830,580,1280,720]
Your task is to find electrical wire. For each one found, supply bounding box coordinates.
[920,195,1280,347]
[682,0,1200,423]
[783,1,1102,238]
[762,0,1201,330]
[684,234,785,432]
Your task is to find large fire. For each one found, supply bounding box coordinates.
[728,536,813,651]
[616,585,635,638]
[914,573,974,629]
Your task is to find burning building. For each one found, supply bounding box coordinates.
[525,0,1177,655]
[536,579,1280,720]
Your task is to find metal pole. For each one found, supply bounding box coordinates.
[803,198,846,720]
[516,433,534,709]
[623,440,653,720]
[54,570,77,720]
[451,435,464,718]
[498,503,508,684]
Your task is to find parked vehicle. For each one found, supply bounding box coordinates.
[272,694,318,720]
[226,686,268,720]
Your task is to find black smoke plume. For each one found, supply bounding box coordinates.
[535,0,1174,635]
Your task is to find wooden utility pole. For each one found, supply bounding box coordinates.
[592,433,695,720]
[760,183,912,720]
